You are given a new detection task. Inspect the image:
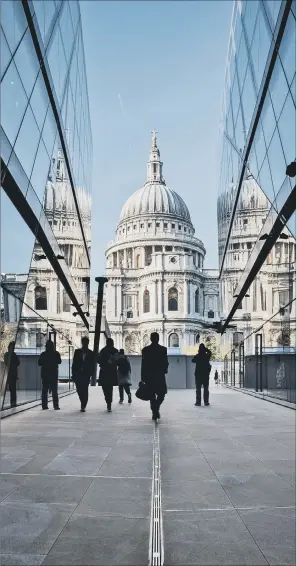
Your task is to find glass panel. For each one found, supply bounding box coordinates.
[14,28,39,98]
[264,0,282,32]
[59,2,74,65]
[1,0,27,54]
[1,190,35,275]
[258,155,275,204]
[29,71,49,130]
[47,27,67,105]
[269,55,291,121]
[32,0,45,42]
[241,64,257,139]
[277,92,296,167]
[243,0,259,47]
[250,5,272,92]
[237,33,248,93]
[289,73,296,105]
[267,126,287,200]
[13,104,40,180]
[69,0,80,33]
[42,106,57,158]
[261,92,277,149]
[278,12,296,88]
[254,121,268,174]
[1,60,28,147]
[6,149,29,197]
[30,139,51,202]
[1,28,12,80]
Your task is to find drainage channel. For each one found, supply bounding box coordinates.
[148,423,164,566]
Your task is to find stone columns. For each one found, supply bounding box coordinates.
[155,280,158,314]
[184,279,188,316]
[124,248,127,268]
[117,282,122,317]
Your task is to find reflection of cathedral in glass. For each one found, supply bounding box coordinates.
[2,148,91,358]
[218,170,296,355]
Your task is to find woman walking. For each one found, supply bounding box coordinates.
[117,349,132,404]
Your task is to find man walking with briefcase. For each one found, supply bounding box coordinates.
[141,332,169,421]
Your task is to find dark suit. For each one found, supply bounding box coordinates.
[4,351,20,407]
[72,348,94,409]
[98,346,118,406]
[192,348,211,405]
[141,343,169,416]
[38,350,61,409]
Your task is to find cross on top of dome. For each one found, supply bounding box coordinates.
[151,129,158,149]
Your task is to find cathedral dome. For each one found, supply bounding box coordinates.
[118,131,192,226]
[217,170,270,220]
[44,151,91,221]
[119,183,192,223]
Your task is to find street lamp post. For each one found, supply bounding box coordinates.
[91,277,108,386]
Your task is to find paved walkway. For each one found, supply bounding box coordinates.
[0,386,295,565]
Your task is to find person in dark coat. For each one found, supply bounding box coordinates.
[98,338,118,412]
[4,341,20,408]
[214,369,219,385]
[192,343,212,407]
[141,332,169,421]
[72,336,94,412]
[38,340,61,410]
[117,348,132,404]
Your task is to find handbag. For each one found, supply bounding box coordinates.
[135,381,151,401]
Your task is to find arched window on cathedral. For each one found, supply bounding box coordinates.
[63,289,71,312]
[195,333,200,344]
[168,287,178,311]
[35,286,47,310]
[136,254,141,268]
[169,333,179,347]
[195,289,199,313]
[143,289,150,313]
[208,309,214,318]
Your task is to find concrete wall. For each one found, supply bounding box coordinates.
[129,355,223,389]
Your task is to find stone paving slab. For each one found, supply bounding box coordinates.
[0,385,295,565]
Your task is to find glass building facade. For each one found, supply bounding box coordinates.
[218,0,296,402]
[1,1,92,412]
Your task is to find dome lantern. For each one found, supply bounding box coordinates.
[146,129,165,185]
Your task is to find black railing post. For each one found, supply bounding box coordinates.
[91,277,108,386]
[255,333,263,392]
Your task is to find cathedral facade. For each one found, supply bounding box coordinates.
[105,132,219,354]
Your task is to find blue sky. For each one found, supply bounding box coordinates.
[80,0,233,285]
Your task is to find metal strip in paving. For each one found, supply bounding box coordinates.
[148,423,164,566]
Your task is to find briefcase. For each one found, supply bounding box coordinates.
[135,381,151,401]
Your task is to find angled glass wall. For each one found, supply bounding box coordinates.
[218,0,296,402]
[1,1,92,411]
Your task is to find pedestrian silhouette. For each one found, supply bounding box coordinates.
[38,340,61,410]
[192,343,212,406]
[4,341,20,408]
[214,369,219,385]
[117,348,132,404]
[141,332,168,421]
[72,336,94,412]
[98,338,118,412]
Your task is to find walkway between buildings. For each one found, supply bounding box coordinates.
[0,386,295,565]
